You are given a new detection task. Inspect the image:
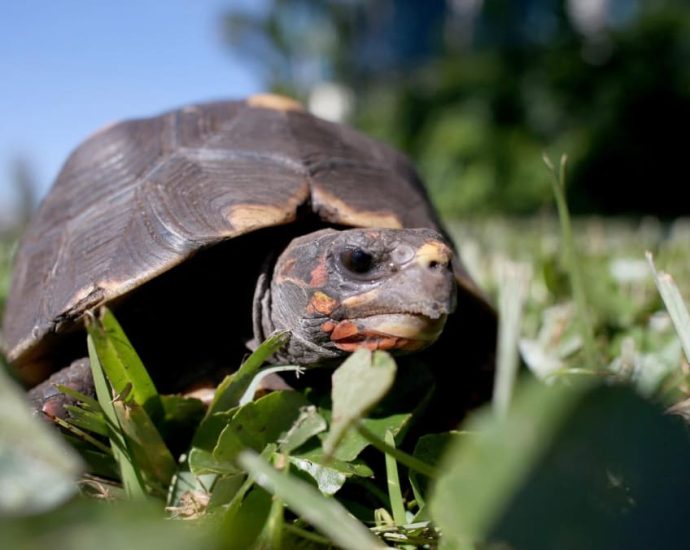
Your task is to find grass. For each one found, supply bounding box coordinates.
[450,214,690,400]
[3,175,690,547]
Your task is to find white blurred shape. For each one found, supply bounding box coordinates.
[308,82,354,122]
[609,257,649,283]
[567,0,608,35]
[449,0,484,16]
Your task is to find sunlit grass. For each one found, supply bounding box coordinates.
[450,214,689,402]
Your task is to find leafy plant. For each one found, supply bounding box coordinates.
[5,306,439,548]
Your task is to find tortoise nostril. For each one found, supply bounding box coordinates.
[415,242,451,271]
[426,258,450,270]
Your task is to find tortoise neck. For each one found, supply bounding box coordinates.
[250,261,275,350]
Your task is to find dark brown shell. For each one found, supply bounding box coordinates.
[3,95,485,383]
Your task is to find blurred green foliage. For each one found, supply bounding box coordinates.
[224,0,690,218]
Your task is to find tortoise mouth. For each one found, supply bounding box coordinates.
[327,313,447,353]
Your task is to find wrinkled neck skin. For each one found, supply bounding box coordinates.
[252,227,457,365]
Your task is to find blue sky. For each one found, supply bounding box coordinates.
[0,1,265,217]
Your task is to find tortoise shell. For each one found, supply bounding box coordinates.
[2,94,492,387]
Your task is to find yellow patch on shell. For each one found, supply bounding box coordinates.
[247,94,305,112]
[311,185,403,229]
[225,182,309,235]
[226,204,297,233]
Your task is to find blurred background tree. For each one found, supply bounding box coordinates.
[223,0,690,218]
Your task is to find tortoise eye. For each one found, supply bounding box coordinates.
[341,248,374,274]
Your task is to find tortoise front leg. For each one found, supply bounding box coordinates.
[27,358,94,420]
[27,356,294,421]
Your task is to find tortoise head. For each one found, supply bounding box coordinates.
[256,228,457,364]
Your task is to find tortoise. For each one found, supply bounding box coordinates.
[2,94,496,424]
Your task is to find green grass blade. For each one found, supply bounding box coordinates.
[493,260,531,418]
[544,154,597,367]
[63,405,109,437]
[113,400,177,497]
[206,330,290,416]
[86,308,163,423]
[646,252,690,366]
[52,415,113,455]
[55,384,101,412]
[357,424,436,478]
[409,433,461,508]
[264,461,286,550]
[85,309,175,497]
[87,333,148,499]
[384,430,406,526]
[238,449,387,550]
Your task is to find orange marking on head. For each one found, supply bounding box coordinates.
[330,320,359,341]
[335,341,366,352]
[307,291,338,315]
[332,332,420,352]
[309,258,328,287]
[321,321,336,333]
[374,337,402,351]
[334,336,404,352]
[275,258,297,283]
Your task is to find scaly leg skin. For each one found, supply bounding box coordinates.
[27,358,94,420]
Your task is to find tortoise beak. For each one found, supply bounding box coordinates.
[328,313,448,352]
